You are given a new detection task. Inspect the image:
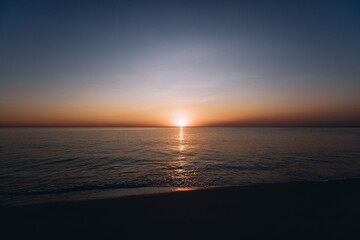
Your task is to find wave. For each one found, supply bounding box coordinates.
[0,183,155,196]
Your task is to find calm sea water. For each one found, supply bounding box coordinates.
[1,127,360,205]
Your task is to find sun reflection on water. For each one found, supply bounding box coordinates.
[179,126,184,151]
[166,126,197,187]
[179,127,184,141]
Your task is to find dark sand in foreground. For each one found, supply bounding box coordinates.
[1,179,360,239]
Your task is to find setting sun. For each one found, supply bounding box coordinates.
[176,119,187,127]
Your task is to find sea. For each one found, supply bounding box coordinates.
[1,127,360,205]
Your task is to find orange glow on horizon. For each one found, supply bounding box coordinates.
[1,100,360,127]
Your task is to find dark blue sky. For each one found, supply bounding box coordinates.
[1,0,360,126]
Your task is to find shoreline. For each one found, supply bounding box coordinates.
[1,179,360,239]
[0,186,204,207]
[0,178,346,207]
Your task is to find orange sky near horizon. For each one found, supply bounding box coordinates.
[1,96,360,127]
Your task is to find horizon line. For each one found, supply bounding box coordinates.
[1,125,360,128]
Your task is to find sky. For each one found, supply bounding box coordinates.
[1,0,360,127]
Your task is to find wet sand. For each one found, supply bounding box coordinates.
[1,179,360,239]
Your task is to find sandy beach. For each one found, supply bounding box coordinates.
[1,179,360,239]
